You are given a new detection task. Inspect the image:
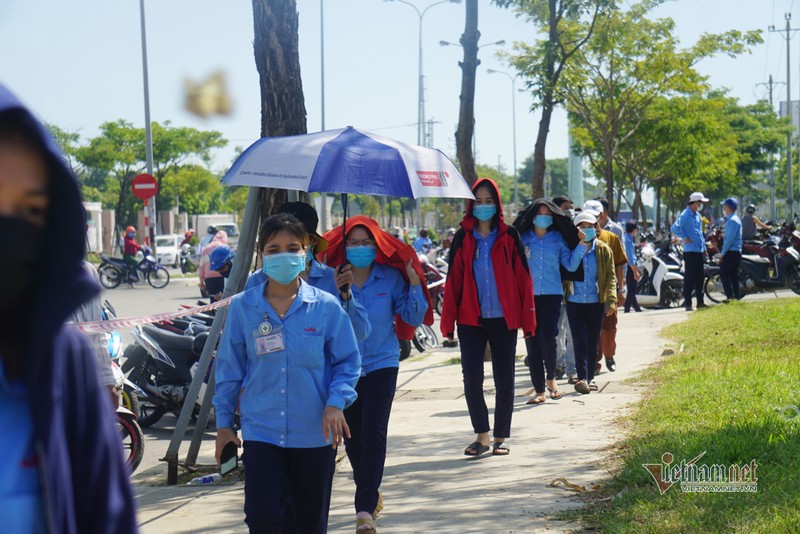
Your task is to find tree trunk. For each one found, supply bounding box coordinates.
[605,157,615,218]
[655,186,661,234]
[454,0,480,186]
[252,0,308,219]
[532,99,553,199]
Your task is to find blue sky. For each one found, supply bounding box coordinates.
[0,0,794,177]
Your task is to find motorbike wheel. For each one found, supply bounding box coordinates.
[399,339,412,361]
[98,265,123,289]
[660,280,684,308]
[412,324,439,353]
[117,412,145,473]
[125,368,166,428]
[704,273,726,303]
[120,385,141,416]
[435,293,443,316]
[147,267,170,289]
[789,267,800,295]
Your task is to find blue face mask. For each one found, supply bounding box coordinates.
[127,232,135,238]
[582,228,597,242]
[347,246,377,268]
[262,252,306,285]
[305,246,315,265]
[473,204,497,222]
[534,215,553,229]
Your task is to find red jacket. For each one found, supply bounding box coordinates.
[321,215,434,340]
[440,178,536,338]
[123,236,140,256]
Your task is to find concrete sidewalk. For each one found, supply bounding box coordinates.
[135,306,688,533]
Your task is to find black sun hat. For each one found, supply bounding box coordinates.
[277,201,329,253]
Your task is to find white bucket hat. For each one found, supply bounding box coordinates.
[573,212,597,226]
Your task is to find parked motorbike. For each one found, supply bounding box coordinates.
[101,300,147,416]
[635,243,684,308]
[419,253,446,317]
[705,242,800,301]
[99,246,171,289]
[121,324,211,428]
[112,362,145,473]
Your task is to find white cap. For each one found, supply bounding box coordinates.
[574,212,597,226]
[689,192,709,203]
[582,200,603,216]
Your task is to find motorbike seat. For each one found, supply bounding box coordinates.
[142,325,195,353]
[742,255,771,264]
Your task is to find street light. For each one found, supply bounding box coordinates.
[486,68,520,211]
[137,0,156,244]
[385,0,461,230]
[439,39,505,48]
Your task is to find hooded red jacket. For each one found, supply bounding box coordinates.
[321,215,434,340]
[440,177,536,338]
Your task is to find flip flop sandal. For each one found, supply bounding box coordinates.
[526,395,546,405]
[548,388,563,400]
[356,517,377,533]
[492,442,510,456]
[464,441,490,456]
[372,492,384,519]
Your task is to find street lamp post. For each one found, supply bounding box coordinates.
[385,0,461,230]
[487,68,519,212]
[138,0,156,241]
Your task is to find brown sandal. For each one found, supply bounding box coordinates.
[526,395,546,405]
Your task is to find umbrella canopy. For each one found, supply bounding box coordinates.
[222,126,474,200]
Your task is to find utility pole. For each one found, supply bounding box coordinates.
[770,14,798,217]
[757,74,785,220]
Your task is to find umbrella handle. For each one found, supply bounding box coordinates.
[340,193,350,298]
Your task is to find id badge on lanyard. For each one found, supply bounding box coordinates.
[253,315,285,355]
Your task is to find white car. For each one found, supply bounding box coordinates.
[155,234,181,268]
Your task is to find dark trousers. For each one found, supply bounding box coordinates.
[683,252,705,306]
[526,295,563,393]
[624,267,642,312]
[343,367,398,514]
[242,441,335,534]
[720,251,741,300]
[457,318,518,439]
[566,302,605,382]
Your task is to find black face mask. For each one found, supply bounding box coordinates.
[0,216,45,312]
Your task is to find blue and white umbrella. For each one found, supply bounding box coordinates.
[221,126,474,201]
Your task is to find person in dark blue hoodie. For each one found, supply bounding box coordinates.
[0,85,137,534]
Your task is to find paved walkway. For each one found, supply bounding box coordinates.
[136,306,689,533]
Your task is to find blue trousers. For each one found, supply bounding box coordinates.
[457,318,518,438]
[683,252,705,306]
[344,366,398,514]
[242,441,335,534]
[526,295,563,393]
[720,251,741,300]
[566,302,605,382]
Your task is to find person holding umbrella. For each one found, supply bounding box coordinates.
[441,178,535,457]
[321,215,431,534]
[213,213,361,534]
[514,198,586,404]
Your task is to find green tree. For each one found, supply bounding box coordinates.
[517,155,568,203]
[563,1,761,215]
[161,164,225,215]
[494,0,613,199]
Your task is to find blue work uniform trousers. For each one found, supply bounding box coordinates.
[682,252,705,306]
[624,267,642,312]
[343,366,398,515]
[566,302,605,383]
[720,251,741,300]
[526,295,563,393]
[457,318,518,439]
[242,441,336,534]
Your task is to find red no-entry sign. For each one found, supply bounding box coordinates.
[131,173,158,200]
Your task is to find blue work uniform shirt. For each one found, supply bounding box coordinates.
[522,229,586,296]
[568,241,600,304]
[722,214,743,255]
[624,233,638,268]
[413,236,432,254]
[0,361,46,534]
[676,207,705,253]
[473,228,504,318]
[351,263,427,375]
[213,279,361,448]
[246,259,371,341]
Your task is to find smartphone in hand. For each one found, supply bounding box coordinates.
[220,441,238,476]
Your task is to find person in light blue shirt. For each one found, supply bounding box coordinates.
[623,222,643,313]
[245,202,371,342]
[719,197,743,300]
[343,221,427,532]
[412,228,433,254]
[520,199,586,404]
[213,213,361,534]
[473,226,505,319]
[673,192,709,310]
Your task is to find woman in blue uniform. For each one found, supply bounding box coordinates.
[213,213,361,534]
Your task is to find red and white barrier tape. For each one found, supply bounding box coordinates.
[70,296,234,334]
